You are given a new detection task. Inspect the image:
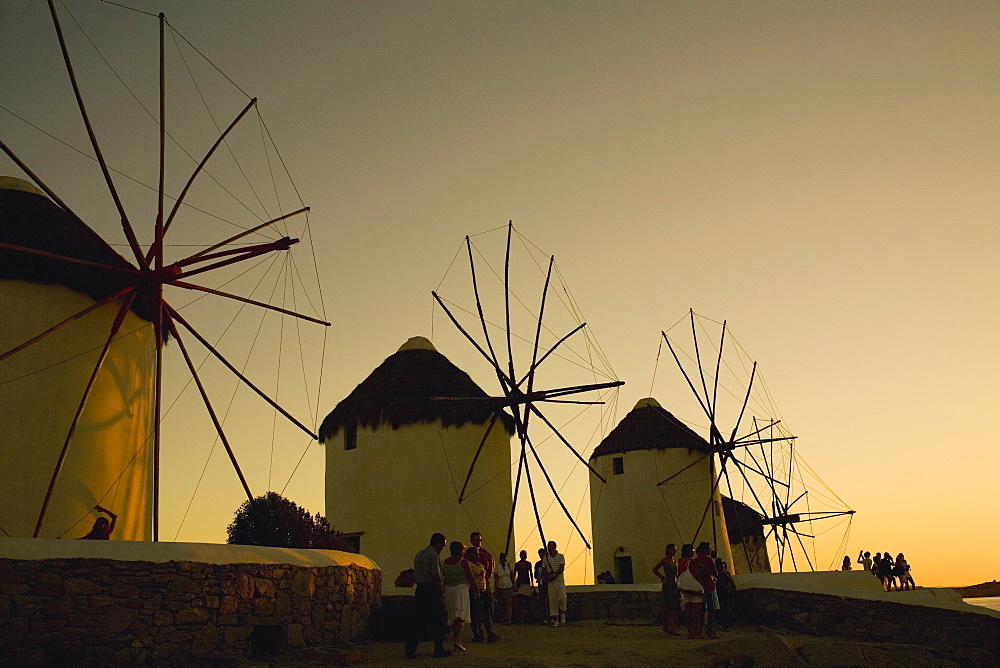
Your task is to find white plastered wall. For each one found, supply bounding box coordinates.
[0,280,154,540]
[589,447,735,584]
[325,420,513,583]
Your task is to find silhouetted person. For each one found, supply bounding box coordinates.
[79,505,116,539]
[404,532,451,659]
[693,542,719,638]
[652,543,681,635]
[715,558,737,631]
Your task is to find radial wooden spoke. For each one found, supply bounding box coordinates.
[710,321,726,426]
[47,0,146,270]
[34,291,135,537]
[786,491,808,510]
[170,321,254,503]
[184,207,309,260]
[525,255,554,393]
[517,322,585,387]
[161,97,258,237]
[784,524,816,540]
[458,410,502,502]
[721,462,756,572]
[729,362,757,442]
[527,403,606,483]
[727,456,778,526]
[170,281,330,326]
[173,238,297,281]
[155,12,165,272]
[0,138,79,220]
[531,379,624,400]
[166,305,317,440]
[175,240,296,268]
[786,510,855,522]
[521,433,547,554]
[0,242,138,274]
[505,404,550,553]
[504,222,516,382]
[523,430,592,549]
[661,331,711,419]
[0,287,131,363]
[504,439,527,556]
[690,459,727,542]
[690,310,713,418]
[432,292,511,380]
[656,452,711,486]
[152,301,163,541]
[466,236,504,376]
[736,448,790,488]
[731,420,782,445]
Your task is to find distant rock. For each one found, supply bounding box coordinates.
[955,581,1000,598]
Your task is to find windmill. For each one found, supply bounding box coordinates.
[0,2,328,541]
[656,310,855,572]
[431,222,623,558]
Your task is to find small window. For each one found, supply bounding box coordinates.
[344,422,357,450]
[612,456,624,475]
[341,532,363,553]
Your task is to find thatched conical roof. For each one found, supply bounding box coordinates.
[590,397,710,460]
[721,495,765,544]
[0,177,154,322]
[319,336,517,442]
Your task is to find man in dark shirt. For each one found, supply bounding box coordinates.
[404,532,451,659]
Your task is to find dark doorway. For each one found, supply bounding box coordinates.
[615,556,633,584]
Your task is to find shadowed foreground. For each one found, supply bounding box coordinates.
[258,618,993,667]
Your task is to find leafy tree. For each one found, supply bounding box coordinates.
[226,491,353,551]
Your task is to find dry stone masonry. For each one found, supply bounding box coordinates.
[0,556,380,664]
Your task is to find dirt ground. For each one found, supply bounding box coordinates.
[270,619,978,667]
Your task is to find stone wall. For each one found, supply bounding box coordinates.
[0,557,381,664]
[567,587,660,622]
[741,587,1000,662]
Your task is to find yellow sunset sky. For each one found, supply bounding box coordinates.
[2,1,997,588]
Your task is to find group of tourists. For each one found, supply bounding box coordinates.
[404,531,570,659]
[851,550,916,591]
[652,541,736,640]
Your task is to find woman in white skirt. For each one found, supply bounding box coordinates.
[441,541,478,651]
[678,557,705,639]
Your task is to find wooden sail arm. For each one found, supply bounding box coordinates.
[166,304,318,440]
[34,292,136,537]
[0,287,132,363]
[160,97,258,237]
[0,242,139,274]
[522,427,592,549]
[46,0,147,270]
[169,280,330,326]
[457,410,502,502]
[169,320,254,503]
[761,510,855,526]
[465,236,504,377]
[186,207,310,260]
[174,239,302,268]
[432,291,515,392]
[731,419,786,445]
[516,322,586,387]
[527,403,607,483]
[172,237,296,281]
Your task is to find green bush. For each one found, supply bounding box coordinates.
[226,491,353,551]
